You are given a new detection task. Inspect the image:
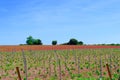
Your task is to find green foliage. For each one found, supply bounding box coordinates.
[95,70,100,75]
[97,43,120,46]
[33,39,42,45]
[34,78,41,80]
[62,38,84,45]
[77,77,96,80]
[78,41,84,45]
[24,78,27,80]
[68,38,78,45]
[70,74,76,79]
[26,36,34,45]
[113,73,119,79]
[50,75,58,80]
[1,49,120,80]
[52,40,57,45]
[118,76,120,80]
[26,36,42,45]
[117,69,120,73]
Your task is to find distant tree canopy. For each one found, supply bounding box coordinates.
[78,41,84,45]
[97,43,120,46]
[25,36,120,46]
[52,40,57,45]
[68,38,78,45]
[26,36,84,45]
[26,36,42,45]
[62,38,84,45]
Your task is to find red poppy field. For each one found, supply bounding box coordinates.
[0,45,120,80]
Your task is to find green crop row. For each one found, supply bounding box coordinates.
[0,49,120,80]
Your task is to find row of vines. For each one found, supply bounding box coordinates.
[0,49,120,80]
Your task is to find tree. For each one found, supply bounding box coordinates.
[78,41,83,45]
[26,36,34,45]
[68,38,78,45]
[52,40,57,45]
[33,39,42,45]
[26,36,42,45]
[37,39,42,45]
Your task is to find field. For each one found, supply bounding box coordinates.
[1,45,120,52]
[0,45,120,80]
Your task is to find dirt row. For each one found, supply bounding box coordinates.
[0,45,120,52]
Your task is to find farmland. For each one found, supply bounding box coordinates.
[0,45,120,80]
[1,45,120,52]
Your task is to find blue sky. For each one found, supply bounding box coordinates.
[0,0,120,45]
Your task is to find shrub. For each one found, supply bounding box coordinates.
[78,41,83,45]
[26,36,42,45]
[68,38,78,45]
[52,40,57,45]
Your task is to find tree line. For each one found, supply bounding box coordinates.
[26,36,84,45]
[26,36,42,45]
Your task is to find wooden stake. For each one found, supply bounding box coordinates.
[16,67,22,80]
[106,64,112,80]
[58,59,62,80]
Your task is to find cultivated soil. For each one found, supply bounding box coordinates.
[0,45,120,52]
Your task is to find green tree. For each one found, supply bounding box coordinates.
[26,36,42,45]
[37,39,42,45]
[68,38,78,45]
[52,40,57,45]
[78,41,83,45]
[33,39,42,45]
[26,36,34,45]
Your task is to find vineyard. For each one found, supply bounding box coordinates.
[0,46,120,80]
